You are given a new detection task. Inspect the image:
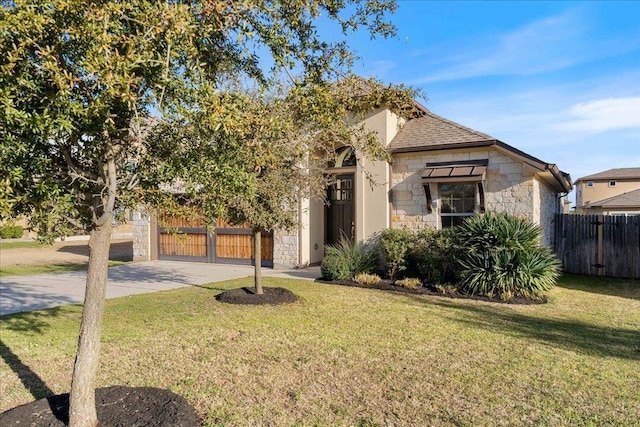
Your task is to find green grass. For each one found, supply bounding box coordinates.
[1,275,638,426]
[0,241,42,250]
[0,261,129,277]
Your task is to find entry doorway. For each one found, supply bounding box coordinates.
[326,174,355,245]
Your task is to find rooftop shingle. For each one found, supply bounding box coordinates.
[585,188,640,208]
[576,168,640,182]
[389,110,494,152]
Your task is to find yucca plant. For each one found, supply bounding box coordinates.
[321,234,377,280]
[457,213,560,300]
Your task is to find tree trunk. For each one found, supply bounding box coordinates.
[69,221,113,427]
[254,229,263,294]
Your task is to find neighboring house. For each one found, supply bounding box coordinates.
[574,168,640,215]
[133,101,572,267]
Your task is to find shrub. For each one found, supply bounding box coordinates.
[456,213,560,300]
[395,277,422,289]
[353,273,382,286]
[407,227,461,284]
[434,284,458,294]
[321,235,377,280]
[0,225,24,239]
[378,228,416,280]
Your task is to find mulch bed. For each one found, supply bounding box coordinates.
[216,286,299,305]
[316,278,547,305]
[0,386,201,426]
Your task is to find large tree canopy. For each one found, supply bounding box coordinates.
[0,1,414,425]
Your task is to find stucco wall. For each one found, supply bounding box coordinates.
[576,179,640,208]
[356,108,403,241]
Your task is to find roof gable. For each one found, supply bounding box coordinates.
[388,108,572,193]
[389,110,494,152]
[586,188,640,208]
[576,168,640,182]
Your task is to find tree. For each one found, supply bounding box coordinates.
[1,1,405,425]
[146,76,417,294]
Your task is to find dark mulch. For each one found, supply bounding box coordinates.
[0,386,201,427]
[216,286,299,305]
[316,278,547,305]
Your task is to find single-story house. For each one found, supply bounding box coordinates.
[133,100,572,267]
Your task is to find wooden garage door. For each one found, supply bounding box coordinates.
[215,218,273,267]
[157,213,273,266]
[158,213,211,262]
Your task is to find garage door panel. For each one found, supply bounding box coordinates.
[160,232,208,257]
[158,211,273,265]
[216,234,252,259]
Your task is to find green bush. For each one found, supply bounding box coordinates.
[407,227,461,284]
[0,225,24,239]
[456,213,560,300]
[378,228,416,280]
[321,235,377,281]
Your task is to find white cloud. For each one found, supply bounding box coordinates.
[555,97,640,132]
[407,10,639,84]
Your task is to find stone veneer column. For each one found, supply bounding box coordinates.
[272,230,299,268]
[132,209,151,262]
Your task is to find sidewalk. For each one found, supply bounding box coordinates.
[0,261,320,316]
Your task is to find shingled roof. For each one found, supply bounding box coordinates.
[388,108,573,193]
[585,188,640,209]
[575,168,640,183]
[389,110,495,152]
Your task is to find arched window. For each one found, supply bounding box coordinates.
[332,147,357,168]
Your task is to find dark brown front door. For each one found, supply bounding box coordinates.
[327,174,355,245]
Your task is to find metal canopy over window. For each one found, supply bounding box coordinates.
[421,160,488,214]
[421,159,488,183]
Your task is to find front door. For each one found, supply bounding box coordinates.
[327,174,355,245]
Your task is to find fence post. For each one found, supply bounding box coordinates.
[597,215,604,276]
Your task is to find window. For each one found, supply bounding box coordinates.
[421,160,487,225]
[330,147,357,168]
[440,183,476,228]
[586,181,594,187]
[609,180,617,187]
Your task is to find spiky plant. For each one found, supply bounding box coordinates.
[457,213,560,300]
[321,235,377,280]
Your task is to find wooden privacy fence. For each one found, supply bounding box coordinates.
[554,214,640,279]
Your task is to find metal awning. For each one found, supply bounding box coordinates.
[421,160,488,183]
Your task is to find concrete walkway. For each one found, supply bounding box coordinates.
[0,261,320,316]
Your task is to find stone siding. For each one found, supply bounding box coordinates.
[132,209,151,261]
[536,179,559,246]
[273,230,299,267]
[391,149,540,231]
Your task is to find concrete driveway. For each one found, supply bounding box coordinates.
[0,261,320,316]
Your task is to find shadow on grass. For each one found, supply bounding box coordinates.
[417,297,640,361]
[1,306,65,333]
[0,307,66,405]
[556,274,639,301]
[0,339,54,401]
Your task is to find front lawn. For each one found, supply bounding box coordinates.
[0,261,128,277]
[1,275,638,425]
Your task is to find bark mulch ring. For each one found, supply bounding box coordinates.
[0,386,201,427]
[316,278,548,305]
[216,286,299,305]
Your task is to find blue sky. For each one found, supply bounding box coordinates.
[339,1,640,205]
